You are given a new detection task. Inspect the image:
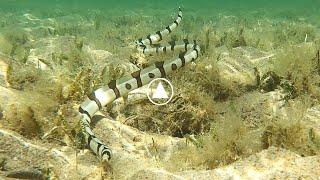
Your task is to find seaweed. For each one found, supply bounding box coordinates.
[273,22,315,47]
[123,86,214,137]
[261,121,320,156]
[313,49,320,75]
[4,105,42,138]
[165,108,261,171]
[7,62,39,90]
[0,105,3,120]
[274,43,317,96]
[1,28,31,62]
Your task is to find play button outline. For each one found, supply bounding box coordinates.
[147,78,174,106]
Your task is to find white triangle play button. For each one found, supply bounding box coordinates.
[152,82,169,99]
[147,78,174,106]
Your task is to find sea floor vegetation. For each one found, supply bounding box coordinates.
[0,6,319,179]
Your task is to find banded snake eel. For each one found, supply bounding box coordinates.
[79,7,201,162]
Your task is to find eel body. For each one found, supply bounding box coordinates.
[79,7,201,161]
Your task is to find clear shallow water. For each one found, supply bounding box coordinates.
[1,0,320,14]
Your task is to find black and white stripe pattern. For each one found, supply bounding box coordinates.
[135,7,182,46]
[137,39,195,54]
[79,7,201,162]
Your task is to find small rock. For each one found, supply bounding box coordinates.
[26,49,50,70]
[6,168,44,180]
[260,71,281,92]
[217,46,275,88]
[129,52,148,68]
[83,45,112,61]
[25,36,77,70]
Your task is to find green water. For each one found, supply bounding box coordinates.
[1,0,319,31]
[1,0,320,52]
[1,0,320,14]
